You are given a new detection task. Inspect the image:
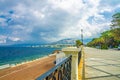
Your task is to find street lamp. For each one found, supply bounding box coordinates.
[81,29,83,45]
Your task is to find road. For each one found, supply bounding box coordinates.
[84,47,120,80]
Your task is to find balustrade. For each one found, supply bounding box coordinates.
[36,55,72,80]
[36,47,83,80]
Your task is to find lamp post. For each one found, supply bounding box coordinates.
[81,29,83,45]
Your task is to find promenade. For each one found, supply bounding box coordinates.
[85,47,120,80]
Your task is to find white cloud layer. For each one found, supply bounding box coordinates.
[0,0,120,45]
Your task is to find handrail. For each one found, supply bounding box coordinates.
[36,55,72,80]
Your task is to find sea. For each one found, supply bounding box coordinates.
[0,46,61,69]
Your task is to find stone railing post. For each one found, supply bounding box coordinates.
[62,47,81,80]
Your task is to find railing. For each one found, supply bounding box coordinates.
[36,47,84,80]
[36,55,72,80]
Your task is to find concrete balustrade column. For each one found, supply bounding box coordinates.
[62,47,81,80]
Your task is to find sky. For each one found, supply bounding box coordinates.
[0,0,120,45]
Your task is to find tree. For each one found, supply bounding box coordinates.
[111,28,120,45]
[111,12,120,44]
[111,12,120,29]
[75,40,83,48]
[87,12,120,48]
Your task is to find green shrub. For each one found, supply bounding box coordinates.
[101,44,108,49]
[76,40,83,48]
[114,46,118,48]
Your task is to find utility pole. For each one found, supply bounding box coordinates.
[81,29,83,45]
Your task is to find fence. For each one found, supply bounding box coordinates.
[36,55,72,80]
[36,47,84,80]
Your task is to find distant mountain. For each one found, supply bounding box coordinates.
[51,38,92,45]
[51,38,77,45]
[0,38,92,47]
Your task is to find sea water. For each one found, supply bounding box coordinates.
[0,47,60,69]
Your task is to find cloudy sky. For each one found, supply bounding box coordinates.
[0,0,120,45]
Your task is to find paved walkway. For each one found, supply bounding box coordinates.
[84,47,120,80]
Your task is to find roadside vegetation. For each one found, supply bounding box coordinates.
[87,12,120,49]
[76,40,83,48]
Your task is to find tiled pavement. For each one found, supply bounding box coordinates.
[84,47,120,80]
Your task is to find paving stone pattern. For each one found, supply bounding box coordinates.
[85,47,120,80]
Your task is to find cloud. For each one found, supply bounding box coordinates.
[8,37,20,42]
[0,35,7,44]
[0,0,120,45]
[48,0,84,14]
[0,17,7,26]
[0,40,6,44]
